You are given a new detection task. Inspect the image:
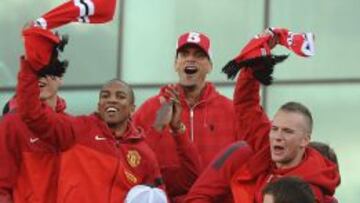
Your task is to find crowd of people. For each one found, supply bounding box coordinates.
[0,1,341,203]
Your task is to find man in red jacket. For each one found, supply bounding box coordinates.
[0,70,65,202]
[185,70,340,203]
[185,141,254,203]
[133,32,238,201]
[229,67,340,203]
[16,26,163,203]
[185,139,340,203]
[186,28,340,203]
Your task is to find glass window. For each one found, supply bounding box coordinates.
[121,0,264,84]
[0,90,99,116]
[0,0,119,87]
[270,0,360,79]
[59,90,99,115]
[132,87,160,108]
[133,84,239,110]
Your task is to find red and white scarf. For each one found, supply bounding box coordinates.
[222,27,315,85]
[34,0,116,29]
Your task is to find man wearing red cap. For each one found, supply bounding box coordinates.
[133,32,238,202]
[0,30,67,202]
[15,26,163,203]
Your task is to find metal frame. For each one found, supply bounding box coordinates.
[262,0,271,110]
[116,0,126,80]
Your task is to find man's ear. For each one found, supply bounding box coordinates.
[58,77,64,86]
[301,134,310,148]
[130,104,136,116]
[97,102,100,113]
[206,62,213,74]
[174,58,180,72]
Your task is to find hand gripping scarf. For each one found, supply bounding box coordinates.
[22,27,69,76]
[222,27,315,85]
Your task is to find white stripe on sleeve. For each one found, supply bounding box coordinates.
[74,0,86,17]
[84,0,95,16]
[35,17,47,29]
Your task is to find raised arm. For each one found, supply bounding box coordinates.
[16,57,75,149]
[234,68,271,152]
[228,28,315,152]
[16,27,75,149]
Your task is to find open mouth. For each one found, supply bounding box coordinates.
[272,145,285,154]
[184,66,198,74]
[106,107,118,113]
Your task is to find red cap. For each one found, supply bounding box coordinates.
[22,27,60,70]
[176,32,212,59]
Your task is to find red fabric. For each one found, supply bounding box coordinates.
[133,83,238,200]
[231,148,340,203]
[22,27,60,70]
[54,115,161,203]
[3,95,66,115]
[230,69,340,203]
[8,98,17,113]
[231,28,314,64]
[0,100,66,203]
[233,68,270,152]
[233,36,272,64]
[177,32,212,59]
[35,0,116,29]
[272,28,315,57]
[185,141,253,203]
[16,58,162,202]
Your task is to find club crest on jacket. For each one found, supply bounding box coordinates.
[126,150,141,168]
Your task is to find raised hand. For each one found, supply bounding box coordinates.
[153,84,184,134]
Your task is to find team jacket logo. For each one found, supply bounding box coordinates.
[29,137,39,143]
[126,150,141,168]
[124,169,138,185]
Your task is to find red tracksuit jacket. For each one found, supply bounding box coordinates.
[230,69,340,203]
[185,141,253,203]
[0,99,66,203]
[133,83,238,200]
[16,58,162,203]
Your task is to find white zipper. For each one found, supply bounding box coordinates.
[190,108,194,142]
[188,101,203,142]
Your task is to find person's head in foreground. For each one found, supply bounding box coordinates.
[125,185,168,203]
[262,176,315,203]
[309,141,338,166]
